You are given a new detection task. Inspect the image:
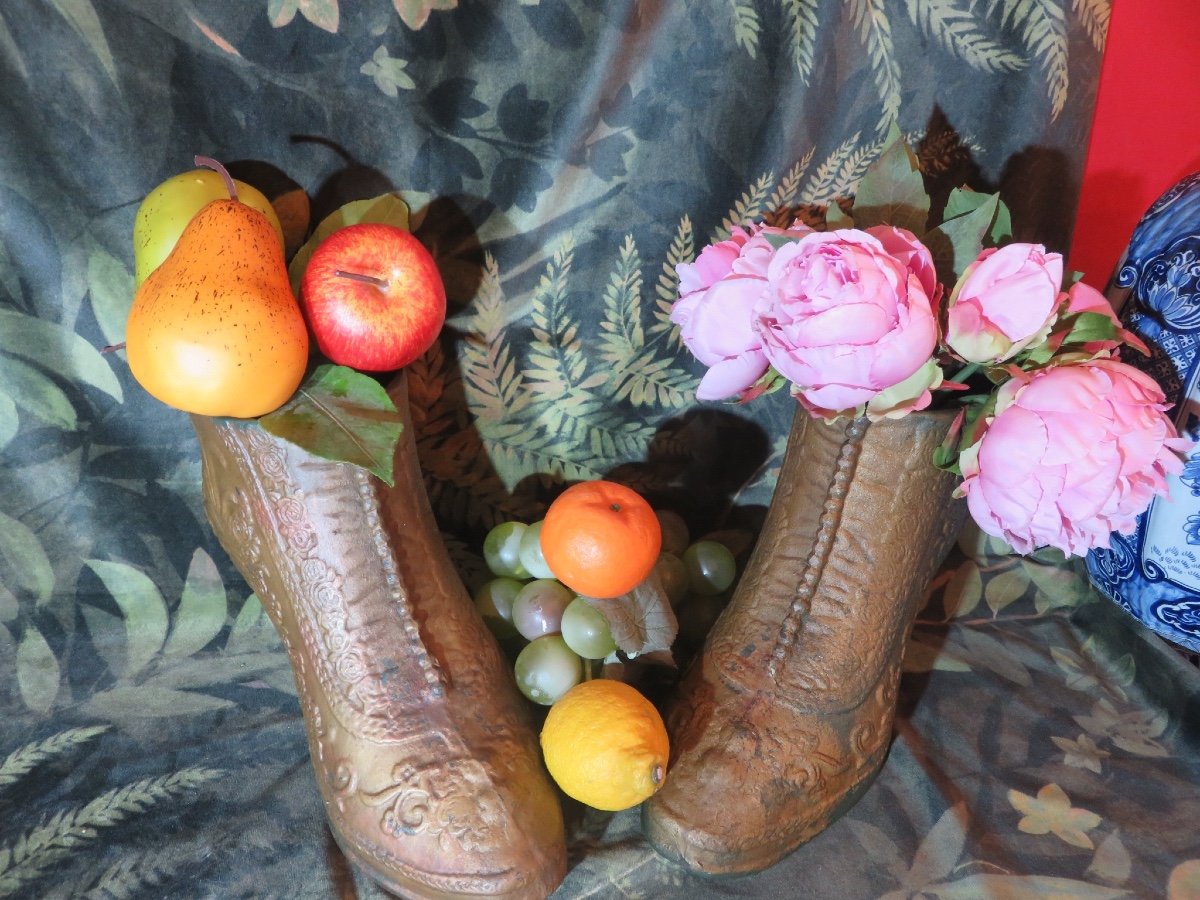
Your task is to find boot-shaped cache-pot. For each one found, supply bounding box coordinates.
[643,409,967,876]
[192,372,567,900]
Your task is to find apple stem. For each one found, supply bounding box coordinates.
[100,342,126,353]
[193,155,239,202]
[334,269,390,289]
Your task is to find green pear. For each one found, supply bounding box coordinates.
[132,168,284,286]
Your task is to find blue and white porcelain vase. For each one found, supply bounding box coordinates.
[1086,171,1200,653]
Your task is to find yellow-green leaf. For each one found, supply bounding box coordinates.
[0,308,122,401]
[0,390,17,452]
[86,247,134,349]
[287,192,411,294]
[0,354,76,429]
[16,625,59,713]
[84,559,169,678]
[227,594,281,653]
[164,548,227,658]
[0,510,54,604]
[984,567,1029,616]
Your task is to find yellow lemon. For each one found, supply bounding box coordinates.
[540,679,669,812]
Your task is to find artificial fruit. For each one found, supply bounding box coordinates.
[125,158,309,418]
[133,163,285,285]
[299,222,446,372]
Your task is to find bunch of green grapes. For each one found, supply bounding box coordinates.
[474,511,742,706]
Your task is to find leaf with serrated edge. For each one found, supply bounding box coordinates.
[258,364,404,485]
[586,569,678,657]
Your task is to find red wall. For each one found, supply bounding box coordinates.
[1067,1,1200,288]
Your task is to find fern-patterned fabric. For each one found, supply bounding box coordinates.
[3,2,1199,898]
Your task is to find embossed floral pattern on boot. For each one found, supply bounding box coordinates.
[193,372,567,900]
[643,410,967,876]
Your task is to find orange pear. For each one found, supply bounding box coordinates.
[126,197,309,418]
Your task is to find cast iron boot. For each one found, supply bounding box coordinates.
[643,410,967,875]
[192,371,567,899]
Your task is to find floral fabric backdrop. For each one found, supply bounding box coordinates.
[2,1,1199,898]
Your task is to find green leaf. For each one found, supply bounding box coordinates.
[984,567,1029,616]
[904,633,972,673]
[392,0,459,31]
[824,202,853,230]
[944,560,982,619]
[164,548,227,659]
[942,189,1012,245]
[0,582,17,623]
[87,685,235,719]
[84,559,169,678]
[927,191,1000,286]
[0,510,55,604]
[0,308,122,401]
[0,354,76,429]
[287,192,412,294]
[850,125,929,233]
[151,652,287,690]
[227,594,281,653]
[16,625,60,713]
[47,0,119,87]
[0,386,19,452]
[1062,311,1120,346]
[86,247,134,349]
[258,364,404,485]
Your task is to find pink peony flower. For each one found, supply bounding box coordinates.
[945,243,1064,364]
[672,222,811,400]
[866,225,939,300]
[751,229,940,419]
[956,358,1189,556]
[1061,280,1150,356]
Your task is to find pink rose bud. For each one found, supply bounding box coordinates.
[956,358,1189,556]
[945,243,1065,364]
[752,229,940,419]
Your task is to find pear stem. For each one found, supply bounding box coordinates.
[335,269,389,289]
[193,155,239,202]
[100,342,126,354]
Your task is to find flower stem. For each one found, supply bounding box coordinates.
[948,362,981,384]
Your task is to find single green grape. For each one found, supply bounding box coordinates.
[655,509,691,557]
[655,551,690,608]
[518,520,557,580]
[682,539,737,596]
[514,635,583,705]
[483,521,531,579]
[473,577,523,639]
[560,597,617,659]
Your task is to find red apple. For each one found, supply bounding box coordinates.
[299,223,446,372]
